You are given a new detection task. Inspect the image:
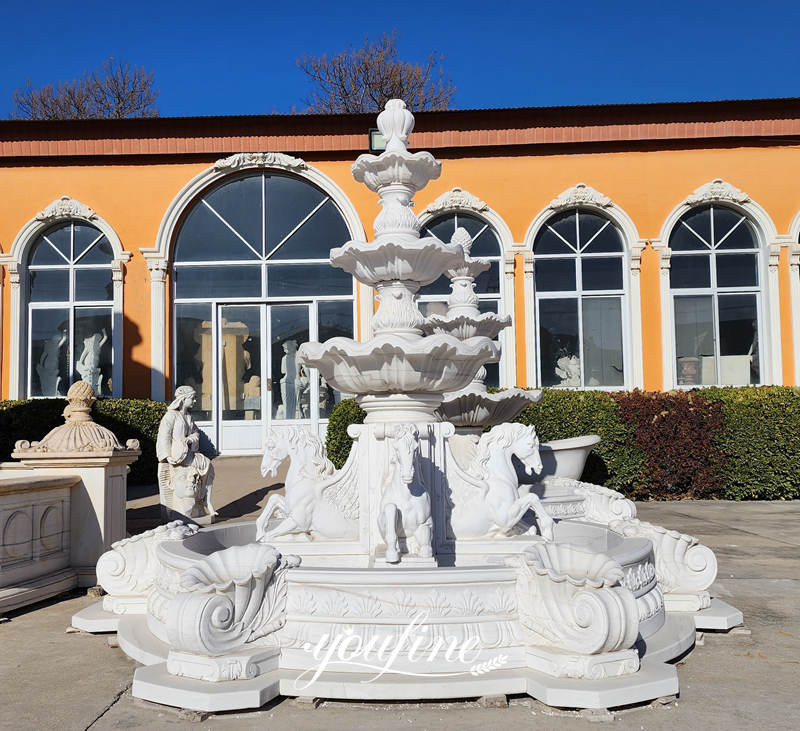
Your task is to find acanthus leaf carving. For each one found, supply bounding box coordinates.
[684,178,749,206]
[166,544,300,658]
[35,195,96,223]
[96,520,199,601]
[213,152,308,173]
[507,542,639,657]
[609,518,717,601]
[549,183,612,210]
[422,187,489,215]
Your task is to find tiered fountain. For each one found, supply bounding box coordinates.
[72,100,743,714]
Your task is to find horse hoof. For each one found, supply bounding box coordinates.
[385,550,400,563]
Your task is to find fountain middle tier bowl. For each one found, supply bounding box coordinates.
[437,386,543,428]
[298,333,500,396]
[330,235,465,287]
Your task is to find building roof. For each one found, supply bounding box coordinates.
[2,96,800,160]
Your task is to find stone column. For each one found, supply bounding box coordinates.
[12,382,140,586]
[147,259,168,402]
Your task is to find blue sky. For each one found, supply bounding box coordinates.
[1,0,798,117]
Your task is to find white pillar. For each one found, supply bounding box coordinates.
[147,259,168,402]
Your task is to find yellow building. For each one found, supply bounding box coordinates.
[2,97,799,452]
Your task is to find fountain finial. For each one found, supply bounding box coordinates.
[377,99,414,153]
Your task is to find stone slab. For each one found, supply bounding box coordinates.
[117,615,169,666]
[694,598,744,631]
[70,600,119,633]
[525,659,678,710]
[133,663,281,712]
[0,568,77,614]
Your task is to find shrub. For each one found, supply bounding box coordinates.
[703,386,800,500]
[0,398,167,485]
[326,398,366,468]
[614,390,725,500]
[513,390,646,496]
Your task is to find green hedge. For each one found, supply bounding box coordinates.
[325,387,800,500]
[0,398,167,485]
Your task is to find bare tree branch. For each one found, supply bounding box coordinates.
[11,57,160,120]
[297,31,455,114]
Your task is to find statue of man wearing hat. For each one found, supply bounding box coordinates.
[156,385,216,524]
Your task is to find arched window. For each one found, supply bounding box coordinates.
[417,211,504,385]
[533,209,626,388]
[669,204,762,386]
[26,221,115,397]
[172,171,354,443]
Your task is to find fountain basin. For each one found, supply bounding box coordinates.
[538,434,602,480]
[436,387,542,428]
[422,311,511,340]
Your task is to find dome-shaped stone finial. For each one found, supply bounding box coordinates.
[377,99,414,153]
[450,227,473,255]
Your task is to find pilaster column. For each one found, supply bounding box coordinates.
[8,263,22,398]
[146,258,168,402]
[768,241,783,384]
[629,242,645,389]
[655,242,673,390]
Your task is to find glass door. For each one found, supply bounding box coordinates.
[267,303,313,424]
[217,304,266,453]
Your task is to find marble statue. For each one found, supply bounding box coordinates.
[36,330,66,396]
[255,426,358,541]
[279,339,300,419]
[156,385,216,524]
[555,354,581,387]
[76,328,107,395]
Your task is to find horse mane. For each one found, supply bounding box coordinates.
[472,423,529,479]
[283,427,336,479]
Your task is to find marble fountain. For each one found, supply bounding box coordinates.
[71,100,742,713]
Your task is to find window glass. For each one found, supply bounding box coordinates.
[75,268,113,301]
[219,305,261,421]
[418,275,451,297]
[175,265,262,299]
[175,303,212,420]
[535,259,576,292]
[30,269,69,302]
[269,199,349,260]
[268,263,353,297]
[677,206,712,248]
[30,308,70,397]
[76,236,114,265]
[474,261,500,294]
[582,257,623,290]
[538,298,579,387]
[718,294,759,385]
[674,295,716,386]
[265,175,327,255]
[532,227,572,255]
[270,305,310,420]
[540,212,577,253]
[175,202,259,262]
[42,226,71,261]
[74,308,113,397]
[317,300,355,417]
[716,254,758,288]
[670,255,711,289]
[715,210,756,250]
[30,238,67,266]
[204,175,263,255]
[582,298,624,386]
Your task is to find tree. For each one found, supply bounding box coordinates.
[297,32,455,114]
[12,58,159,120]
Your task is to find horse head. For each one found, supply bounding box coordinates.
[261,428,292,477]
[387,423,419,486]
[475,423,542,479]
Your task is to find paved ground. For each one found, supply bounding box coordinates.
[2,463,799,730]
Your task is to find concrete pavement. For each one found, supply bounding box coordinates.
[1,469,799,730]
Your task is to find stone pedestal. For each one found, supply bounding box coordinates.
[12,382,140,586]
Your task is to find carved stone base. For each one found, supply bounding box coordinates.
[663,591,711,613]
[167,646,280,682]
[358,393,443,423]
[525,646,640,680]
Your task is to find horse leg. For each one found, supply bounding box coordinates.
[528,493,555,540]
[414,518,433,558]
[255,494,285,540]
[383,503,400,563]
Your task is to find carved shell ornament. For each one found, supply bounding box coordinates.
[684,178,750,206]
[213,152,308,172]
[14,382,140,454]
[35,195,97,223]
[548,183,613,211]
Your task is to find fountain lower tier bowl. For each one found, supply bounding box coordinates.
[298,333,500,399]
[115,519,691,711]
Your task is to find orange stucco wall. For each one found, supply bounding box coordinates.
[2,142,800,399]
